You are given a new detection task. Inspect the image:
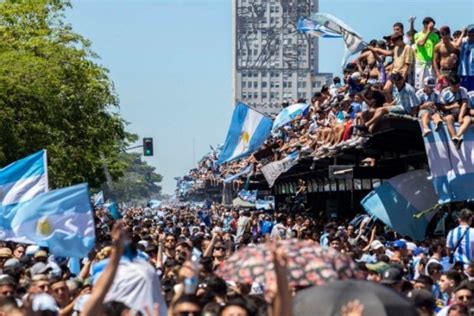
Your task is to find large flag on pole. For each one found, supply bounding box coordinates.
[217,102,273,164]
[361,170,438,241]
[422,122,474,203]
[11,183,95,258]
[302,13,366,67]
[297,17,342,38]
[0,150,48,240]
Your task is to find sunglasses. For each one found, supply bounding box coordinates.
[458,295,472,301]
[175,312,201,316]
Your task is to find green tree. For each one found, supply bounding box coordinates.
[104,152,163,203]
[0,0,130,188]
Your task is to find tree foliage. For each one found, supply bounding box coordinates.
[104,152,163,203]
[0,0,138,188]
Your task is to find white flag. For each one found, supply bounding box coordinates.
[261,152,299,187]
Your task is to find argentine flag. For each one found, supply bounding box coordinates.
[272,103,309,131]
[11,183,95,258]
[0,150,48,241]
[93,191,104,207]
[297,17,342,38]
[217,103,273,164]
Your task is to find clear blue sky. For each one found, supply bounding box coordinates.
[66,0,473,195]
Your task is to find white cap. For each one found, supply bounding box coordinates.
[370,240,384,250]
[350,72,361,80]
[406,242,417,252]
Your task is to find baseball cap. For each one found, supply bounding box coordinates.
[0,248,12,258]
[366,261,390,275]
[392,240,407,249]
[407,289,436,310]
[423,76,436,88]
[30,262,52,276]
[26,245,40,256]
[3,258,22,274]
[380,267,404,285]
[34,250,48,259]
[371,240,384,250]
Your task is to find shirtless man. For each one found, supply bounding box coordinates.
[433,26,459,87]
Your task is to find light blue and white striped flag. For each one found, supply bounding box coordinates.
[223,164,253,183]
[422,122,474,203]
[272,103,309,131]
[361,170,438,241]
[308,13,366,67]
[297,17,342,38]
[0,150,48,241]
[217,103,273,164]
[11,183,95,258]
[93,191,104,207]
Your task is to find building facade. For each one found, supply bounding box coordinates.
[232,0,332,116]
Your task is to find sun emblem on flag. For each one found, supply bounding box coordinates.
[241,131,250,149]
[37,217,52,237]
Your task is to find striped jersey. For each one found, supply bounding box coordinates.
[458,38,474,76]
[446,225,474,265]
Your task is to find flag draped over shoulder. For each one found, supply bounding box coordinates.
[361,170,438,241]
[217,103,273,164]
[296,17,342,38]
[422,122,474,203]
[261,151,299,188]
[302,13,366,67]
[11,183,95,257]
[0,150,48,241]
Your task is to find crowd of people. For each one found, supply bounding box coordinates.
[179,18,474,197]
[1,201,474,315]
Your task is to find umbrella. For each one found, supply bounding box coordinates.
[216,239,362,288]
[293,280,418,316]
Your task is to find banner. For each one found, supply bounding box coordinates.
[422,121,474,203]
[238,190,257,203]
[361,170,438,241]
[296,17,342,38]
[261,151,299,188]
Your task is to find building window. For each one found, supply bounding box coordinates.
[253,82,258,88]
[288,81,292,88]
[262,92,268,98]
[254,92,258,99]
[242,81,246,88]
[302,82,307,88]
[262,82,267,88]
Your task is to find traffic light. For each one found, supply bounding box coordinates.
[143,137,153,156]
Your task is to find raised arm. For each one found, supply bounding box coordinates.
[82,221,125,316]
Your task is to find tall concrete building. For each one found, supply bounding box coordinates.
[232,0,332,116]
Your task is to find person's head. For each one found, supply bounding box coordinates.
[50,279,70,307]
[453,284,473,305]
[408,289,436,316]
[393,22,404,35]
[391,72,405,89]
[333,77,341,85]
[370,240,385,255]
[164,234,177,250]
[213,243,227,260]
[467,25,474,43]
[172,294,202,316]
[366,261,390,282]
[34,250,48,263]
[328,237,341,251]
[447,303,469,316]
[422,17,435,29]
[102,301,131,316]
[0,248,12,268]
[30,274,51,294]
[0,276,15,298]
[423,76,436,94]
[380,267,404,292]
[218,297,254,316]
[13,246,24,260]
[414,275,434,291]
[439,272,462,294]
[347,225,355,236]
[459,208,472,224]
[392,239,408,256]
[453,30,462,40]
[0,296,21,316]
[440,25,451,40]
[427,263,443,281]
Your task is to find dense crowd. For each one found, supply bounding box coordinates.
[2,201,474,315]
[179,18,474,197]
